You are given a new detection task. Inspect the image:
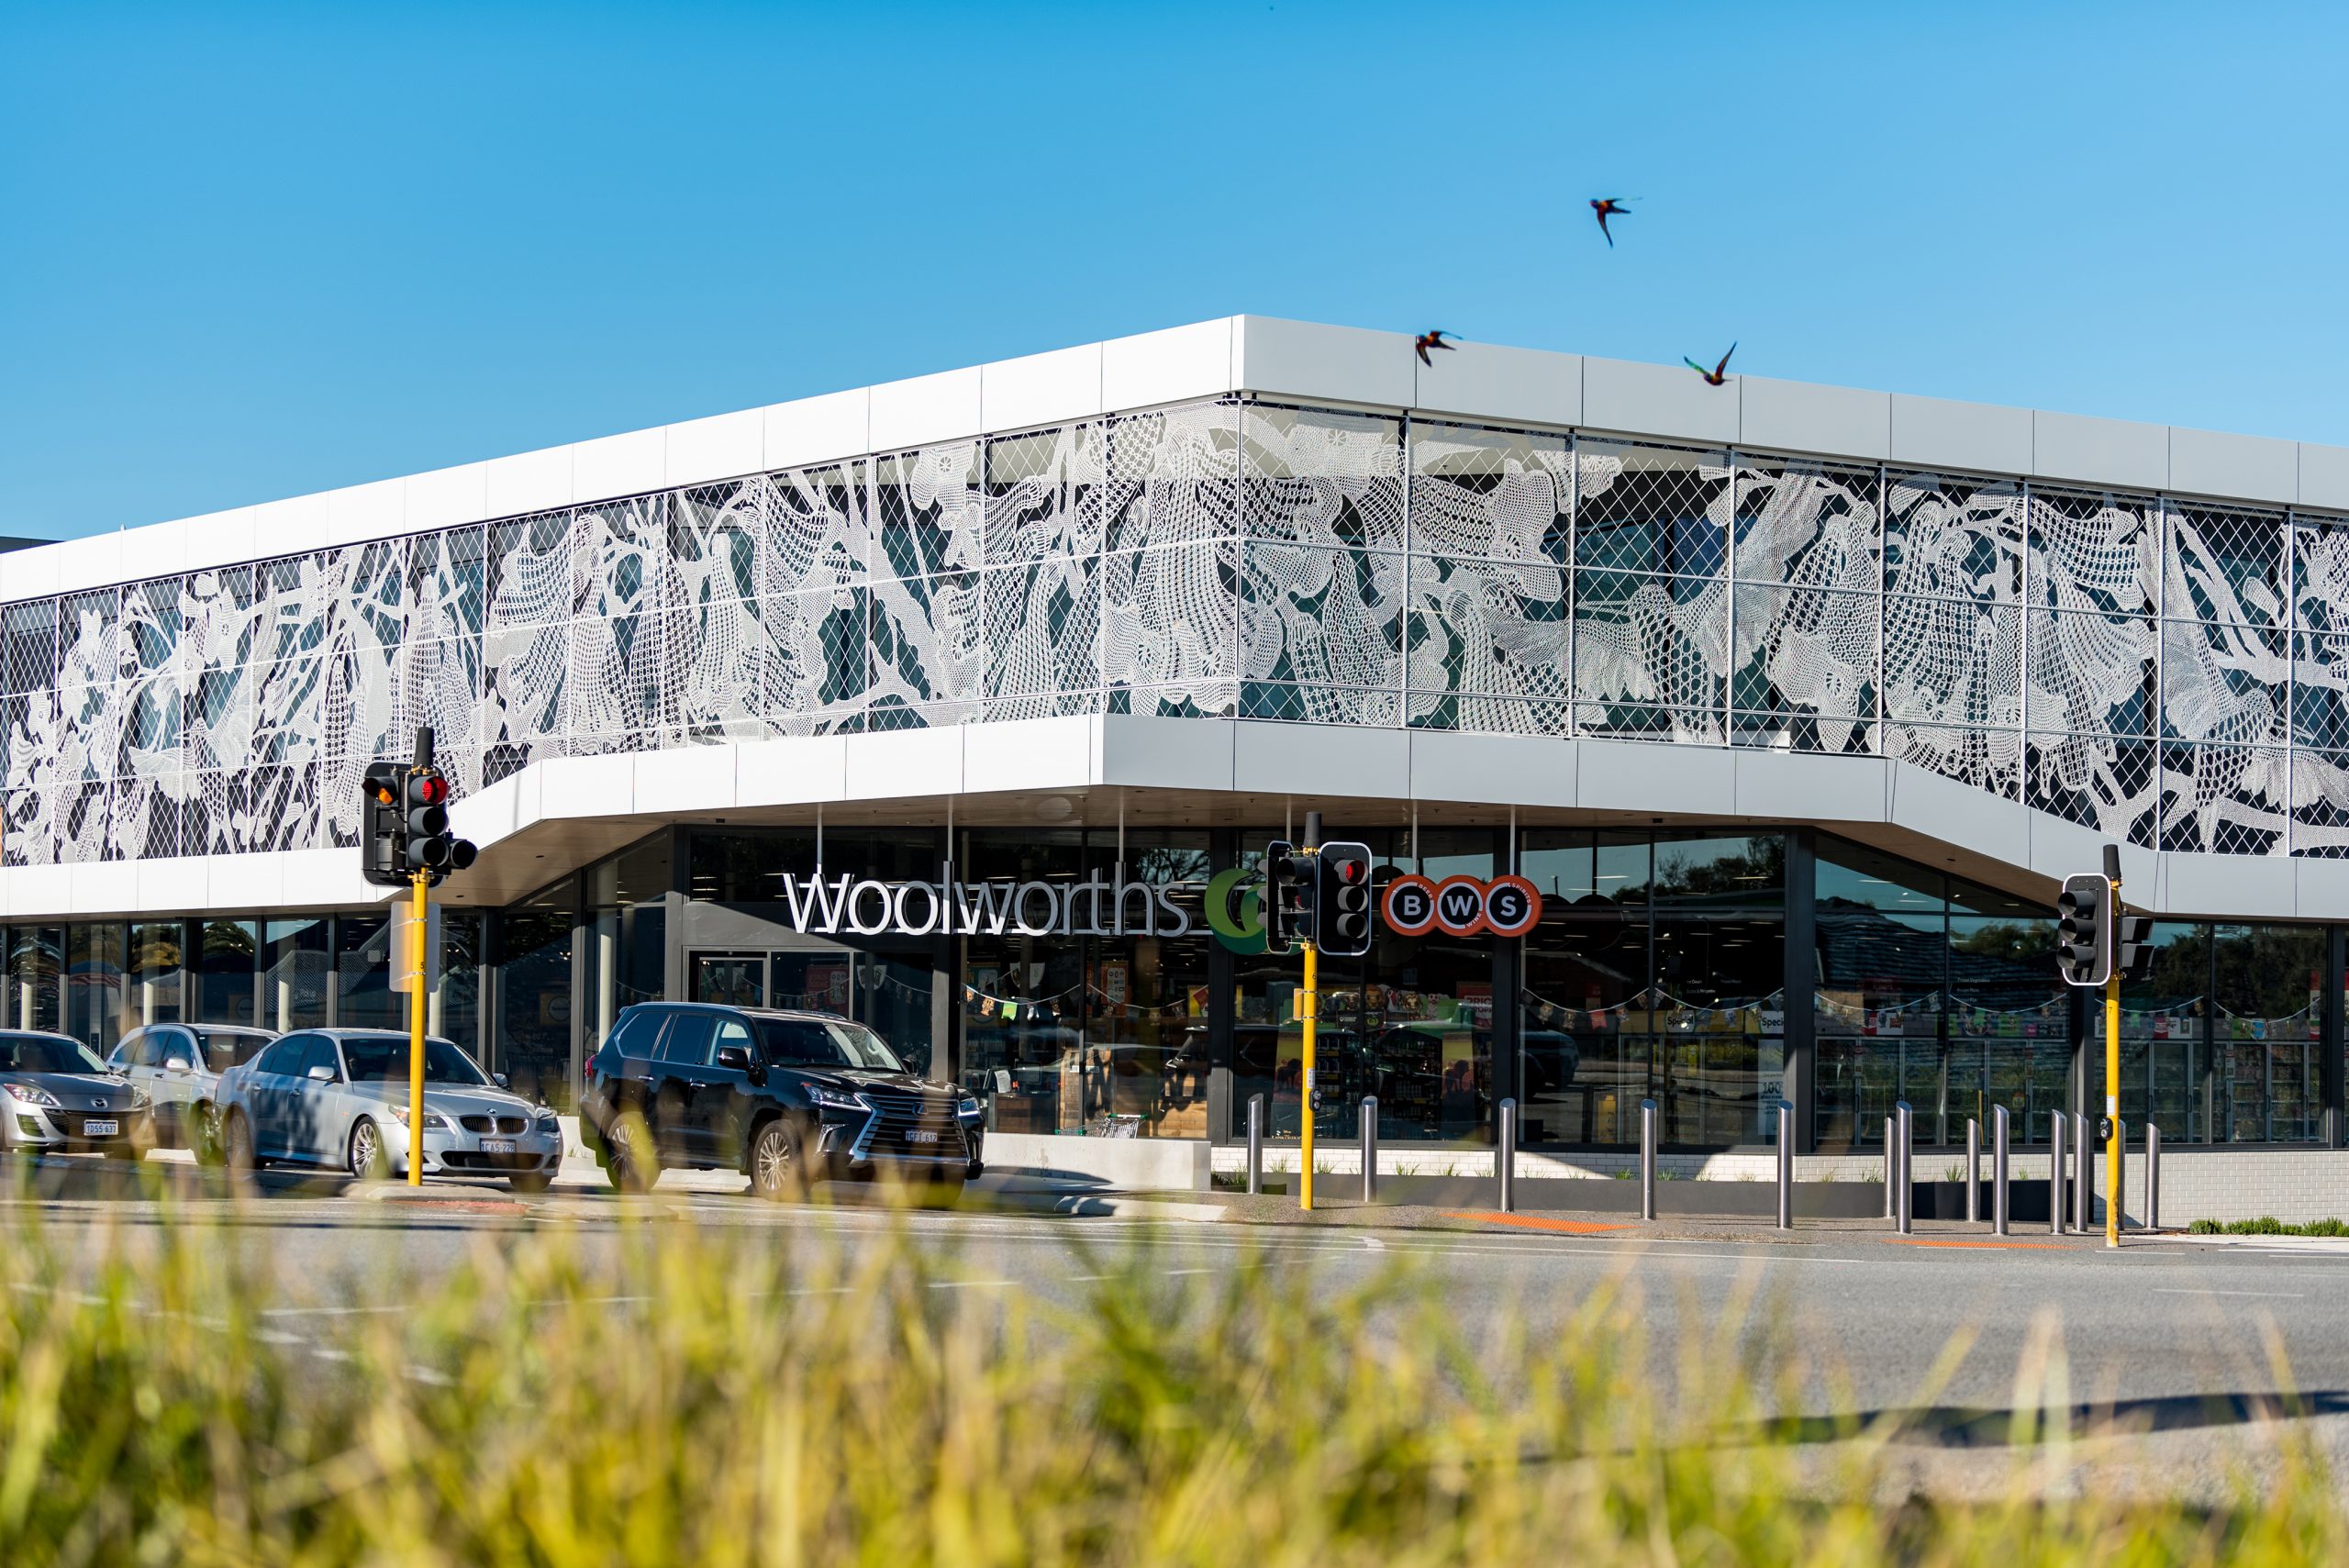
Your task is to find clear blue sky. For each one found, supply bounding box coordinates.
[5,2,2346,540]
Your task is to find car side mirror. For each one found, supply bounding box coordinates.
[165,1056,195,1073]
[493,1072,510,1090]
[306,1062,337,1084]
[715,1044,763,1084]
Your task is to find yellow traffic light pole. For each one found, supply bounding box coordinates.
[1300,939,1318,1211]
[2106,870,2122,1248]
[409,871,429,1187]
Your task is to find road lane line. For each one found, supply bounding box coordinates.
[2152,1288,2306,1298]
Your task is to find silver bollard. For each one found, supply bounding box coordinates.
[1497,1098,1518,1214]
[2146,1121,2162,1231]
[1884,1116,1897,1218]
[2114,1118,2127,1230]
[1246,1094,1264,1195]
[1639,1099,1658,1221]
[1992,1105,2010,1236]
[2074,1111,2093,1233]
[1965,1117,1981,1223]
[1776,1099,1794,1230]
[1360,1095,1378,1204]
[1895,1101,1913,1235]
[2049,1109,2066,1235]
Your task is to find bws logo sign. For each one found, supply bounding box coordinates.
[1382,873,1542,939]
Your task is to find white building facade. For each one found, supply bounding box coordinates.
[4,317,2348,1194]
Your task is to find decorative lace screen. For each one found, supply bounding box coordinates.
[5,394,2345,863]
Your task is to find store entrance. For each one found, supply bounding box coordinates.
[685,949,937,1075]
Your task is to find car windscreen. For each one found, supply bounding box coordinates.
[337,1038,490,1086]
[195,1029,271,1072]
[0,1033,109,1074]
[755,1018,906,1073]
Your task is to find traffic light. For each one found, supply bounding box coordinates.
[1315,840,1374,956]
[1262,840,1314,954]
[2056,872,2113,987]
[399,766,478,881]
[359,728,479,888]
[2115,914,2155,983]
[360,762,406,887]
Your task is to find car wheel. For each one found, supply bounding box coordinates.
[507,1169,554,1194]
[348,1119,391,1182]
[190,1106,225,1168]
[221,1111,257,1180]
[748,1118,803,1203]
[605,1114,658,1194]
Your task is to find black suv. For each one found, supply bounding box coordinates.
[577,1003,984,1199]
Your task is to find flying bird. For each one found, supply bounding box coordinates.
[1414,329,1457,366]
[1685,343,1736,386]
[1589,197,1631,246]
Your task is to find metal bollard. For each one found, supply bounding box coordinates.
[2114,1118,2127,1231]
[1895,1101,1913,1235]
[1776,1099,1794,1230]
[2074,1111,2093,1233]
[1639,1099,1658,1221]
[1966,1117,1981,1224]
[1992,1105,2010,1237]
[1246,1095,1264,1195]
[2146,1121,2162,1231]
[1884,1116,1897,1218]
[1497,1098,1518,1214]
[1360,1095,1378,1204]
[2049,1109,2066,1235]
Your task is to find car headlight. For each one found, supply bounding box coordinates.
[4,1081,59,1108]
[810,1086,866,1113]
[534,1108,560,1131]
[129,1086,150,1109]
[957,1095,982,1118]
[388,1106,451,1130]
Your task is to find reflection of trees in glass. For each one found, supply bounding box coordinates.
[1128,844,1210,885]
[1951,921,2054,965]
[1652,835,1785,897]
[2216,925,2322,1019]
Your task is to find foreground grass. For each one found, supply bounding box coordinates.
[0,1198,2343,1565]
[2188,1216,2349,1238]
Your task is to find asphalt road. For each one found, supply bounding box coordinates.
[8,1155,2349,1505]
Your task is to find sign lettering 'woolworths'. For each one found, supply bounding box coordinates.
[780,872,1194,940]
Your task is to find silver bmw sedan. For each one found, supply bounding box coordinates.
[212,1028,562,1191]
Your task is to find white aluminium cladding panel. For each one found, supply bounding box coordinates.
[16,312,2349,611]
[5,717,2346,918]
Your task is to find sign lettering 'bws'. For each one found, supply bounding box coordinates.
[1381,873,1542,939]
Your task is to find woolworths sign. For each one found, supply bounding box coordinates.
[779,872,1195,939]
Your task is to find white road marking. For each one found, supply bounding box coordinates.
[2153,1288,2306,1298]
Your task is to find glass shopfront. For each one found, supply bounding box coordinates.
[959,829,1211,1137]
[6,818,2346,1151]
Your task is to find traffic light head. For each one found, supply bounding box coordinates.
[2055,872,2113,987]
[394,765,477,883]
[1262,840,1299,954]
[1315,840,1374,956]
[359,762,406,887]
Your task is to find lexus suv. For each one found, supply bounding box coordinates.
[578,1004,984,1199]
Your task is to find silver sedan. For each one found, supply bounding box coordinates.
[212,1028,562,1191]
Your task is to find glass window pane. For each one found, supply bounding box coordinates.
[127,922,183,1027]
[263,918,330,1032]
[496,879,576,1111]
[336,915,399,1031]
[65,923,126,1055]
[194,920,259,1026]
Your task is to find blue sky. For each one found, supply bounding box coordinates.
[4,2,2346,539]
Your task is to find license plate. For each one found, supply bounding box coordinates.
[83,1119,118,1138]
[907,1129,940,1144]
[482,1139,516,1155]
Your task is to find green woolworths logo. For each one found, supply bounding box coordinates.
[1204,868,1267,954]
